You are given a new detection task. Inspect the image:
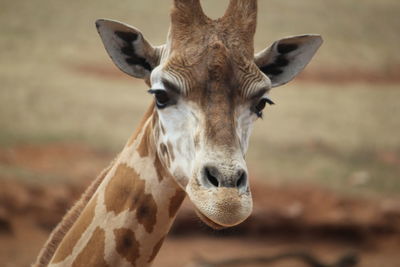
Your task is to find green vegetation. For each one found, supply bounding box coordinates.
[0,0,399,196]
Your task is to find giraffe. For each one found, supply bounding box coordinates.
[34,0,322,266]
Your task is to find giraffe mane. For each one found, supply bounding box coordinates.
[33,164,112,267]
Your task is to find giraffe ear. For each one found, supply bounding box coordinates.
[255,34,323,88]
[95,19,163,80]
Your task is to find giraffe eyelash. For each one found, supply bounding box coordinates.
[253,97,275,118]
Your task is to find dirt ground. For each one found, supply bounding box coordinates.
[0,143,400,267]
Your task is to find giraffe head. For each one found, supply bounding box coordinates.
[96,0,322,229]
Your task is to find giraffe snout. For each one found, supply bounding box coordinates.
[185,158,252,229]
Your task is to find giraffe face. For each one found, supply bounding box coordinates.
[96,0,322,229]
[148,48,268,227]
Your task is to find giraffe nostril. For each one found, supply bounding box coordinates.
[205,167,219,187]
[236,171,247,188]
[202,165,247,189]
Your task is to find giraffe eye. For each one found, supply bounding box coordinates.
[148,89,170,109]
[253,97,275,118]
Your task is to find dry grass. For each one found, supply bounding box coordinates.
[0,0,399,196]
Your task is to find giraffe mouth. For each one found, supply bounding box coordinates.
[194,209,227,230]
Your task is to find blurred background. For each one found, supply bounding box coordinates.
[0,0,399,266]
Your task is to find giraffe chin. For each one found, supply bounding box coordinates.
[187,183,253,229]
[195,209,227,230]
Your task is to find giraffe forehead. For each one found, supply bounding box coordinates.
[161,45,269,99]
[170,15,255,59]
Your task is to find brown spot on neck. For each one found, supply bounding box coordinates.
[51,195,98,263]
[169,189,186,218]
[135,192,158,233]
[72,227,108,267]
[104,164,142,215]
[104,164,158,233]
[113,228,140,266]
[147,236,165,263]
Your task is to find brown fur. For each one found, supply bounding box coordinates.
[135,192,158,233]
[205,45,239,148]
[170,0,209,50]
[114,228,140,266]
[72,227,108,267]
[169,0,256,61]
[147,236,165,263]
[104,163,158,233]
[104,164,143,214]
[169,189,186,218]
[222,0,257,58]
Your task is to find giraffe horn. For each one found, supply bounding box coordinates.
[223,0,258,36]
[171,0,208,28]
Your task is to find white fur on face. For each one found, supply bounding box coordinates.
[158,99,202,187]
[236,103,257,154]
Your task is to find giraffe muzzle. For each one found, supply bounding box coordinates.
[186,163,253,228]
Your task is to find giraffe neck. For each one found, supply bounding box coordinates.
[41,104,186,267]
